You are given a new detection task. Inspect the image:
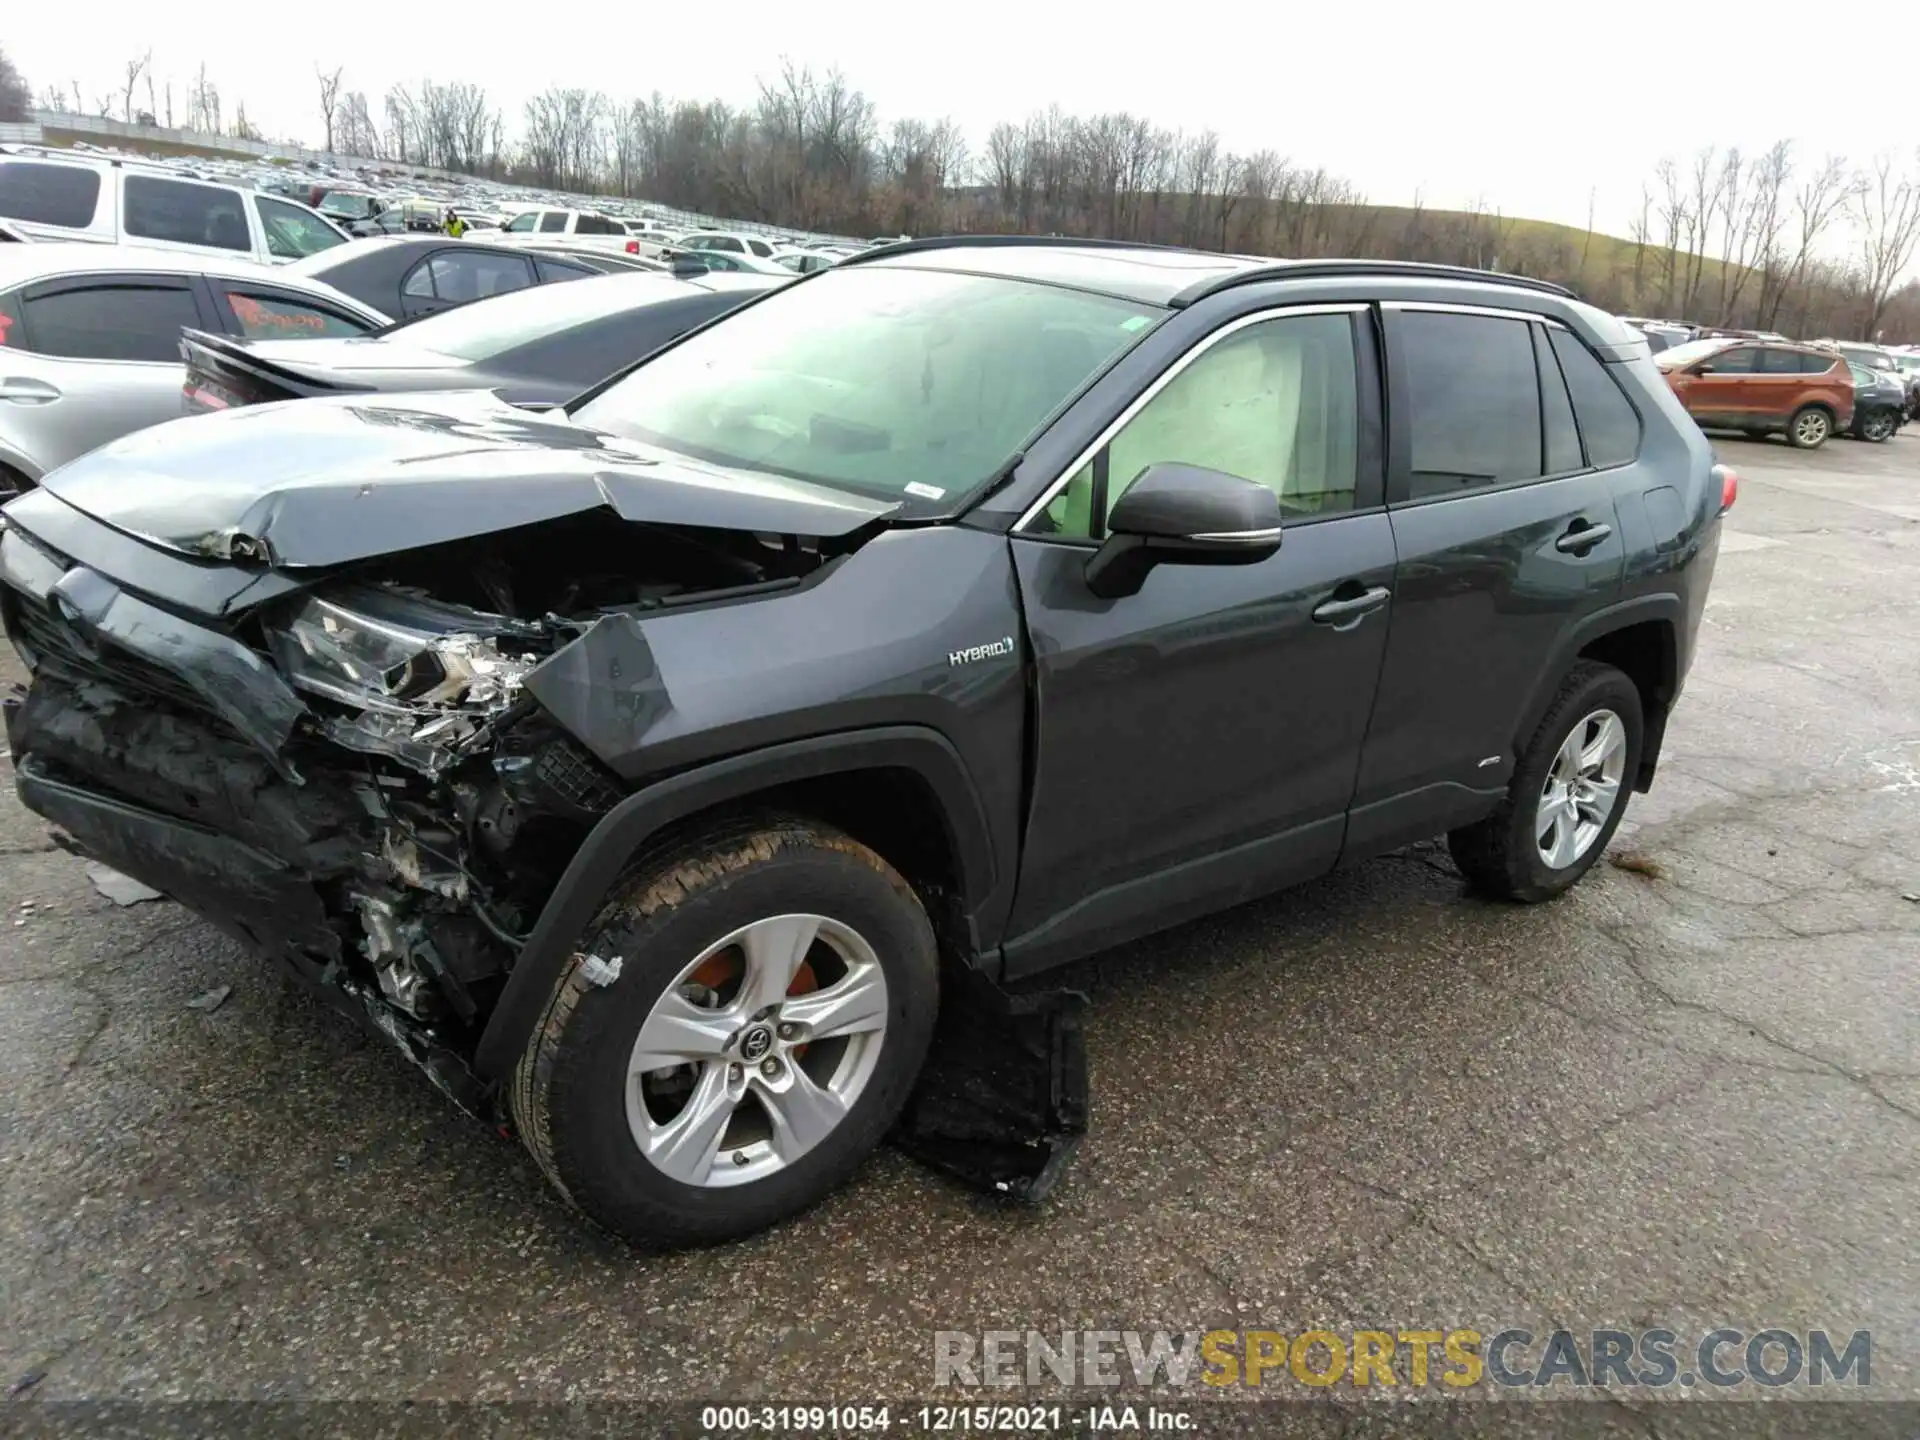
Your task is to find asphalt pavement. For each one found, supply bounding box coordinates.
[1,433,1916,1422]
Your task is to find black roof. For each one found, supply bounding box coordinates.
[842,235,1575,308]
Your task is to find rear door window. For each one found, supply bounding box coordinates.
[0,162,103,228]
[257,197,346,260]
[538,211,568,234]
[0,289,23,347]
[219,286,376,338]
[1701,346,1754,374]
[123,175,252,251]
[1757,347,1803,375]
[18,280,202,363]
[1398,310,1541,498]
[404,251,535,304]
[1547,329,1642,468]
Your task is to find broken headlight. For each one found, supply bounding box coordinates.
[266,586,539,716]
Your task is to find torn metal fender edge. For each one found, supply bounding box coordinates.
[0,529,306,765]
[889,960,1089,1202]
[471,725,1000,1080]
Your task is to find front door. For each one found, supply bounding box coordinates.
[1002,306,1395,976]
[5,271,214,474]
[1668,343,1756,427]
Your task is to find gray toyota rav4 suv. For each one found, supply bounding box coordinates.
[0,239,1728,1245]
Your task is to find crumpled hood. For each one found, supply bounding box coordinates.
[38,388,900,568]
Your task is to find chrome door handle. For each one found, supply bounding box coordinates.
[0,377,60,404]
[1311,585,1391,624]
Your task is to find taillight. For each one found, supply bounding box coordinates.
[1713,463,1738,513]
[625,239,639,254]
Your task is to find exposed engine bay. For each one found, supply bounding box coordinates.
[2,514,842,1110]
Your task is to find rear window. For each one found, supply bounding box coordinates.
[0,162,102,228]
[389,272,671,361]
[124,175,251,251]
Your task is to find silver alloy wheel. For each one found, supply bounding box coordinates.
[1863,411,1896,442]
[1793,409,1830,446]
[625,913,889,1188]
[1536,708,1627,870]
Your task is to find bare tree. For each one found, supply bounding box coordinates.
[1854,151,1920,339]
[186,64,220,134]
[317,66,344,153]
[120,50,149,123]
[0,45,30,123]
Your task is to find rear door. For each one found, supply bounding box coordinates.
[0,271,217,474]
[1749,345,1809,427]
[1349,304,1627,855]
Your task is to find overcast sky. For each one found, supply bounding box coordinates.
[5,0,1888,242]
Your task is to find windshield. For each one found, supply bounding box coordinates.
[318,193,370,218]
[1653,338,1733,371]
[382,272,678,361]
[571,266,1158,504]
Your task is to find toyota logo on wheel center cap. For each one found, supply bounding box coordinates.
[739,1024,774,1062]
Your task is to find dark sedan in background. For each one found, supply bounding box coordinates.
[181,271,784,414]
[284,236,629,321]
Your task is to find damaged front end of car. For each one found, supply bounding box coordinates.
[1,460,1088,1207]
[0,505,844,1116]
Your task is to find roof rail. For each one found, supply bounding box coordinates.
[1173,259,1577,306]
[836,233,1222,267]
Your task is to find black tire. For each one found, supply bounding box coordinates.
[510,816,939,1247]
[1786,405,1832,449]
[1859,409,1897,443]
[0,465,30,503]
[1447,661,1644,903]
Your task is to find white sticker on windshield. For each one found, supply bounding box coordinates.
[904,482,946,500]
[1121,315,1154,332]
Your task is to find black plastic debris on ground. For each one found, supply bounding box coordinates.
[890,961,1088,1202]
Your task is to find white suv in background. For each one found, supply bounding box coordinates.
[0,154,350,267]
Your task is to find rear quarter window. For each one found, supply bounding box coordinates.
[1547,328,1642,469]
[0,162,103,228]
[0,289,23,346]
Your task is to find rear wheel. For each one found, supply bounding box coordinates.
[1787,406,1832,449]
[1860,409,1897,443]
[1448,662,1643,903]
[510,817,939,1247]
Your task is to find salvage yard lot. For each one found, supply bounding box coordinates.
[1,435,1917,1405]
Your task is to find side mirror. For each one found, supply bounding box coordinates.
[1083,462,1282,600]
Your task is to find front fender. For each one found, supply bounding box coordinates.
[472,724,998,1081]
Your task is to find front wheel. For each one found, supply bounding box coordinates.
[1448,661,1644,903]
[1787,405,1832,449]
[510,817,940,1247]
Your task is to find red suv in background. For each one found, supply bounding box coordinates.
[1655,338,1853,449]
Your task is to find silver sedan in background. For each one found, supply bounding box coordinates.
[0,245,389,497]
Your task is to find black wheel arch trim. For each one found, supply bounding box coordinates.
[1513,593,1683,793]
[473,724,998,1081]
